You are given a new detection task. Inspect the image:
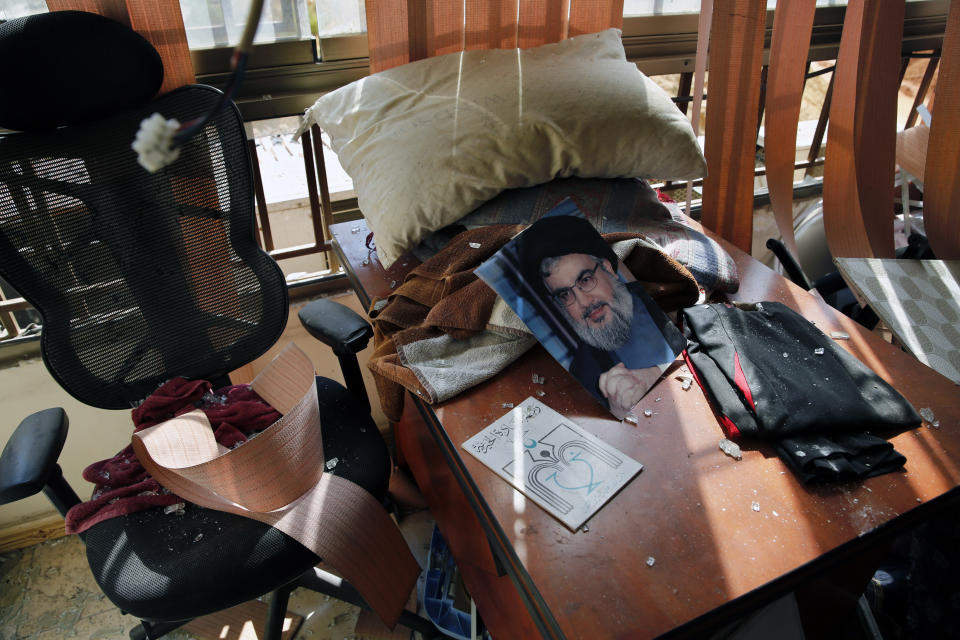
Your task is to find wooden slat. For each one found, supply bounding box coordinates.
[923,0,960,259]
[310,125,339,272]
[517,0,567,47]
[700,0,767,253]
[407,0,429,62]
[365,0,410,72]
[425,0,465,57]
[47,0,194,95]
[684,0,712,214]
[248,139,275,252]
[300,130,326,251]
[0,297,31,312]
[807,68,834,164]
[764,0,816,259]
[0,514,67,553]
[125,0,195,94]
[370,0,624,74]
[676,71,693,115]
[424,0,466,59]
[0,310,19,339]
[464,0,522,50]
[45,0,129,25]
[905,53,939,129]
[568,0,624,37]
[896,124,929,183]
[822,0,903,259]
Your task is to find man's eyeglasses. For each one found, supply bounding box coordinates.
[550,262,602,306]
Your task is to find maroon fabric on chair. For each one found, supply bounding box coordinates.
[65,378,281,534]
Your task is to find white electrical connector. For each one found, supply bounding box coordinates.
[132,112,181,173]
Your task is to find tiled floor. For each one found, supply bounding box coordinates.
[0,290,438,640]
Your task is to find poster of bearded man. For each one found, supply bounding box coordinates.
[476,200,686,420]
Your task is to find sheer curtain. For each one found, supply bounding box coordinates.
[315,0,365,36]
[178,0,311,49]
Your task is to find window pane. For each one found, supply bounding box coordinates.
[315,0,365,36]
[623,0,851,17]
[179,0,311,49]
[623,0,700,15]
[0,0,47,20]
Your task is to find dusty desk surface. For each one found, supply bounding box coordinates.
[333,220,960,640]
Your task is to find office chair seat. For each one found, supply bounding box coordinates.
[83,377,391,621]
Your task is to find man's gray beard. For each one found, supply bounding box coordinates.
[571,275,634,351]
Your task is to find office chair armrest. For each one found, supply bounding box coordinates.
[765,238,812,291]
[0,408,69,504]
[298,298,373,356]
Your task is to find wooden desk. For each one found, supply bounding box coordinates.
[333,220,960,639]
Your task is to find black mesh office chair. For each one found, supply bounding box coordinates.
[0,12,434,640]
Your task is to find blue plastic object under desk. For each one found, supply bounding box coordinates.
[419,525,488,640]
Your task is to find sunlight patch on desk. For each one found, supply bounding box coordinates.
[695,465,822,592]
[892,427,960,499]
[509,408,528,516]
[658,379,826,594]
[512,517,529,566]
[508,405,529,563]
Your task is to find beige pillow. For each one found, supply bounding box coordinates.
[297,28,706,268]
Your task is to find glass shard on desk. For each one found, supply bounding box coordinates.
[919,407,940,428]
[719,438,742,460]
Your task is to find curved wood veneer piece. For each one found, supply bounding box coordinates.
[764,0,817,260]
[822,0,903,259]
[700,0,767,254]
[923,0,960,259]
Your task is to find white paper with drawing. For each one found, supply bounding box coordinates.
[462,397,642,531]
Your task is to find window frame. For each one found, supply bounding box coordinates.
[190,0,949,121]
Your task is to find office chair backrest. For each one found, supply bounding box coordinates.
[0,85,288,409]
